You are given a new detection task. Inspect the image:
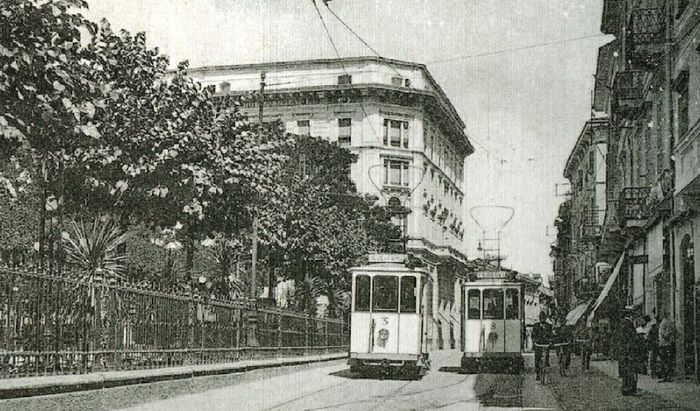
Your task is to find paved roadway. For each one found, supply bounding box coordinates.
[117,350,555,411]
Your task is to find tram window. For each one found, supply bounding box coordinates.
[482,289,504,320]
[400,276,417,313]
[505,288,519,320]
[373,275,399,312]
[354,275,371,312]
[467,289,480,319]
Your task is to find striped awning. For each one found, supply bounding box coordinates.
[588,253,625,326]
[566,299,593,325]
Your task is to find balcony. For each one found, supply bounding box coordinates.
[627,7,665,69]
[618,187,651,227]
[613,70,645,118]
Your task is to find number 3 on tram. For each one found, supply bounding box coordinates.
[348,261,432,377]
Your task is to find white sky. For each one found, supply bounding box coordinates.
[85,0,613,280]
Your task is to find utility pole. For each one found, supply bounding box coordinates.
[251,71,266,300]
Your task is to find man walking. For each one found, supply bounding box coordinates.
[618,307,643,395]
[658,312,677,382]
[533,311,552,381]
[577,324,593,372]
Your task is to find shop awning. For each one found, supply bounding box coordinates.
[566,299,593,325]
[588,254,625,325]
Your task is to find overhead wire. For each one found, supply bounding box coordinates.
[310,0,385,148]
[322,0,508,167]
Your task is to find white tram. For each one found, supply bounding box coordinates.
[348,255,432,376]
[460,271,525,373]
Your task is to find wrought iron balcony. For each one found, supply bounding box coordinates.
[627,7,665,68]
[629,8,665,44]
[618,186,651,226]
[613,70,645,117]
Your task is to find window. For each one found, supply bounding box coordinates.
[354,275,371,312]
[505,288,519,320]
[383,159,410,187]
[297,120,310,136]
[482,289,504,320]
[338,118,351,146]
[220,82,230,93]
[467,289,480,319]
[338,74,352,85]
[404,78,411,87]
[383,119,409,148]
[588,149,595,172]
[400,276,417,313]
[372,275,398,312]
[391,76,403,86]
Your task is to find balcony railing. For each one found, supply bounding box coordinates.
[613,70,645,117]
[618,186,651,224]
[627,7,665,68]
[629,8,665,45]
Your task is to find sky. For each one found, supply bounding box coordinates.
[84,0,612,281]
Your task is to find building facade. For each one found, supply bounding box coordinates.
[556,0,700,380]
[187,57,474,350]
[562,119,609,307]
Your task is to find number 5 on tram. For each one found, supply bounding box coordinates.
[348,261,432,377]
[461,276,525,374]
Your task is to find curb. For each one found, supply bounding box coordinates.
[0,353,347,400]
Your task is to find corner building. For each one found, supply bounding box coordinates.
[188,57,475,350]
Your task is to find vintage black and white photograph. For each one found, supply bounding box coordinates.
[0,0,699,410]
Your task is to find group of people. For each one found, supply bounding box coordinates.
[619,308,677,395]
[532,311,577,380]
[531,307,677,395]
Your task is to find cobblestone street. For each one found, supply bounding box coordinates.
[540,354,699,411]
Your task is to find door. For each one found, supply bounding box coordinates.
[370,275,399,354]
[482,288,505,352]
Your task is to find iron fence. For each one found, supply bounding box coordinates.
[0,268,348,378]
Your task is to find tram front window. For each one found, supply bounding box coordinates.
[467,289,481,319]
[483,289,504,320]
[354,275,371,312]
[400,276,417,313]
[505,288,519,319]
[373,275,399,312]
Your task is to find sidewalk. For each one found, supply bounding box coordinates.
[535,353,694,410]
[591,360,700,411]
[0,352,345,401]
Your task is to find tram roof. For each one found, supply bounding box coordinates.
[349,263,430,275]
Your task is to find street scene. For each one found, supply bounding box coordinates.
[2,0,700,410]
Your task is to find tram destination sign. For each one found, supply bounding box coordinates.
[367,253,407,264]
[473,271,513,280]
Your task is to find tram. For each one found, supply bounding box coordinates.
[348,254,432,377]
[460,270,525,373]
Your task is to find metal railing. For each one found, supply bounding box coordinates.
[617,186,651,222]
[629,7,665,45]
[0,268,348,378]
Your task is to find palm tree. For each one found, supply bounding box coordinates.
[61,216,130,368]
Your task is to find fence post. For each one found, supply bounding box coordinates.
[277,312,282,349]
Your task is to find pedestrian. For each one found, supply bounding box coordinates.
[532,311,553,381]
[647,313,660,378]
[577,324,593,371]
[658,311,677,382]
[617,307,642,396]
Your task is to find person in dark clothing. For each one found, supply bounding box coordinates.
[553,320,574,375]
[618,308,645,395]
[577,324,593,371]
[532,311,553,380]
[647,315,660,378]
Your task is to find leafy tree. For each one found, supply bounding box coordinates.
[267,135,401,316]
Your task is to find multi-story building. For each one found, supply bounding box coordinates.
[563,118,609,304]
[670,0,700,381]
[557,0,700,380]
[187,57,474,350]
[551,199,573,310]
